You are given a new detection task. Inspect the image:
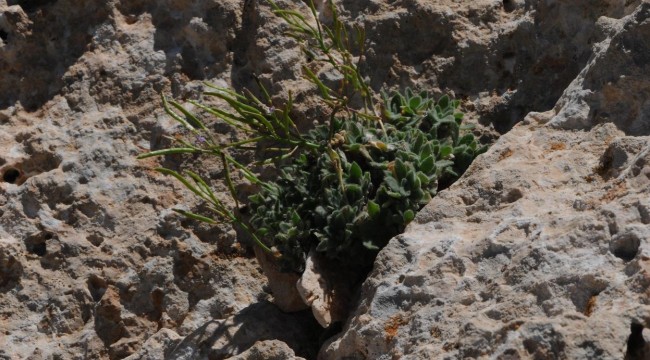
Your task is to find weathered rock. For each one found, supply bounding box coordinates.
[297,250,354,328]
[0,0,273,358]
[322,3,650,359]
[254,246,307,313]
[339,0,640,134]
[125,301,321,360]
[229,340,307,360]
[123,328,183,360]
[1,0,648,358]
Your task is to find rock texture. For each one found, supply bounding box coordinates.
[322,2,650,359]
[125,302,320,359]
[0,0,314,358]
[1,0,648,358]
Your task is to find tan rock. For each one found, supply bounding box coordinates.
[0,0,648,358]
[322,3,650,358]
[297,250,351,328]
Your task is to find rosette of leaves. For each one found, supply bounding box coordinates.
[138,0,487,274]
[246,89,486,272]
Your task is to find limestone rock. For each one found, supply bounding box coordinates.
[123,329,182,360]
[254,246,308,313]
[297,250,353,328]
[321,3,650,359]
[125,302,321,360]
[0,0,270,358]
[229,340,307,360]
[1,0,649,358]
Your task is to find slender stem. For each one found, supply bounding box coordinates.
[235,218,274,254]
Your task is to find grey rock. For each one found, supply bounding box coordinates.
[322,2,650,359]
[126,301,320,360]
[1,0,649,358]
[123,329,183,360]
[230,340,307,360]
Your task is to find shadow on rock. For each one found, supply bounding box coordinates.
[0,0,110,111]
[167,301,322,360]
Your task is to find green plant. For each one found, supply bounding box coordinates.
[138,0,486,273]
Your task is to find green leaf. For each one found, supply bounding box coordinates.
[458,134,475,146]
[350,161,362,180]
[412,132,424,153]
[460,123,475,131]
[316,239,329,252]
[185,170,222,208]
[219,154,239,207]
[346,143,361,151]
[279,222,292,233]
[168,99,206,130]
[162,94,191,129]
[403,209,415,223]
[417,172,430,186]
[420,143,433,159]
[291,211,301,225]
[420,155,435,174]
[155,168,206,201]
[384,176,401,192]
[438,95,450,110]
[386,190,405,199]
[439,145,453,158]
[303,66,332,100]
[249,194,262,204]
[395,158,407,180]
[409,96,422,111]
[445,167,459,177]
[367,200,380,218]
[137,148,198,159]
[345,184,363,199]
[173,209,217,224]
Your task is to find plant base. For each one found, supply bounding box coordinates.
[254,247,309,312]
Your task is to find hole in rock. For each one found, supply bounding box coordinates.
[29,242,47,256]
[504,188,523,203]
[625,323,648,360]
[150,288,164,320]
[86,234,104,247]
[87,275,108,302]
[2,168,20,184]
[7,0,57,12]
[0,29,8,42]
[24,232,52,257]
[503,0,516,13]
[0,253,22,291]
[610,232,641,262]
[638,204,650,225]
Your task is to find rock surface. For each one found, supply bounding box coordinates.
[0,0,648,359]
[125,302,320,359]
[0,0,299,358]
[322,2,650,359]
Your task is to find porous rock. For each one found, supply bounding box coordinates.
[0,0,277,358]
[297,250,354,328]
[1,0,648,358]
[322,2,650,359]
[125,301,321,360]
[229,340,307,360]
